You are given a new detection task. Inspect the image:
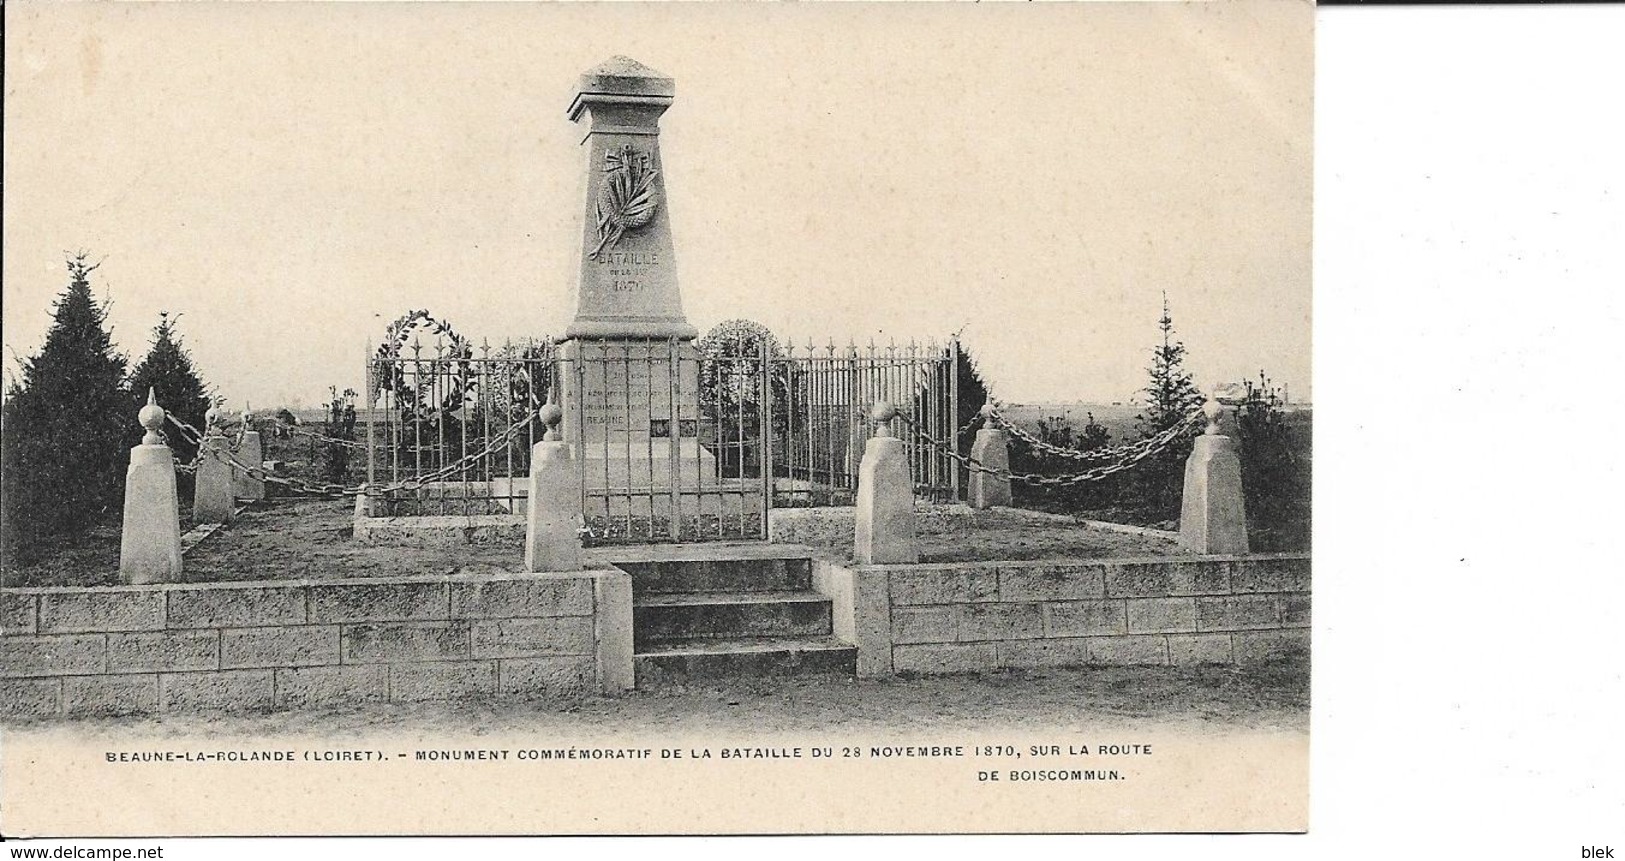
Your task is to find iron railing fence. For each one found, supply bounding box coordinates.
[366,336,959,543]
[366,337,555,518]
[771,339,960,509]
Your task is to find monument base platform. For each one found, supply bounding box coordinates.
[577,436,719,489]
[582,480,766,544]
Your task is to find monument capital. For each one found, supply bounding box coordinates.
[568,56,675,124]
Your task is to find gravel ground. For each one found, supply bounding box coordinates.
[185,497,525,582]
[4,497,1191,587]
[185,498,1186,583]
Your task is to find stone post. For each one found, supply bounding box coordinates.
[1180,399,1250,554]
[234,408,265,501]
[525,403,583,572]
[967,405,1011,509]
[120,389,183,584]
[855,401,918,565]
[193,407,236,525]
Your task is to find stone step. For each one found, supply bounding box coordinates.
[633,590,832,645]
[614,557,813,595]
[634,636,857,686]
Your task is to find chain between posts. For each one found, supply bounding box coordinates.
[985,407,1204,463]
[953,408,986,441]
[168,413,369,453]
[273,423,369,451]
[162,414,206,474]
[180,413,536,498]
[897,408,1203,487]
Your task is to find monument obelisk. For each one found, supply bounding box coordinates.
[564,56,696,341]
[559,57,713,491]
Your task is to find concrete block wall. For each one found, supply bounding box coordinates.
[817,554,1309,677]
[1,569,632,719]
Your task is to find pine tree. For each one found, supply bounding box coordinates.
[1131,294,1205,520]
[1,254,131,561]
[943,338,991,503]
[952,337,990,434]
[1135,294,1205,438]
[127,312,212,467]
[1233,370,1310,550]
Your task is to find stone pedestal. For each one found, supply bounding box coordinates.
[1180,434,1249,554]
[120,443,183,584]
[194,434,236,525]
[855,420,918,565]
[525,438,583,572]
[559,338,717,490]
[967,428,1012,510]
[235,430,265,501]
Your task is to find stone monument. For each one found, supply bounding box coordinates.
[564,56,695,342]
[557,57,715,490]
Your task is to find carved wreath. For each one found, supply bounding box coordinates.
[370,309,472,416]
[590,143,659,259]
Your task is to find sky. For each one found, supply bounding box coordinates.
[3,1,1311,410]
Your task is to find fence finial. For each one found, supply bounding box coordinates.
[1203,397,1223,435]
[139,388,166,445]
